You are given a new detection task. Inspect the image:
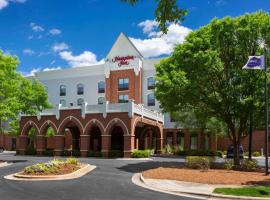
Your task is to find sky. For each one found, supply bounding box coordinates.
[0,0,269,76]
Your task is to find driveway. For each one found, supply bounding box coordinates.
[0,153,197,200]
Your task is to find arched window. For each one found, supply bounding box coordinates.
[147,93,155,106]
[60,85,66,96]
[98,81,105,93]
[147,77,155,90]
[60,99,66,107]
[98,97,105,104]
[77,98,84,106]
[77,83,84,95]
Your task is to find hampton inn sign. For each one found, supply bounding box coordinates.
[112,55,135,66]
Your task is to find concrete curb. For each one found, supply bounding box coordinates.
[132,173,270,200]
[4,164,96,181]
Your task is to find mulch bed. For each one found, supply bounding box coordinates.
[20,164,80,176]
[143,167,270,185]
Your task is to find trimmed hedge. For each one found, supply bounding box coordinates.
[185,156,215,170]
[131,150,151,158]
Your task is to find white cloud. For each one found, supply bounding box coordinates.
[43,66,61,71]
[138,20,159,36]
[52,42,69,52]
[0,0,26,10]
[23,48,35,55]
[0,0,8,10]
[21,66,61,77]
[59,51,104,67]
[215,0,227,6]
[49,28,62,36]
[30,22,44,32]
[130,20,192,58]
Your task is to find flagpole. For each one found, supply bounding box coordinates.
[264,47,269,175]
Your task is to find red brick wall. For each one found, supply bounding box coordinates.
[0,133,16,150]
[105,69,142,104]
[217,130,266,152]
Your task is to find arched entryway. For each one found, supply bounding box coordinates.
[134,124,162,154]
[21,123,39,155]
[110,126,124,157]
[89,126,102,152]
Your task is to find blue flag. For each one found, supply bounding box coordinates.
[243,55,265,69]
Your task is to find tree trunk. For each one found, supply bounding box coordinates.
[233,140,240,167]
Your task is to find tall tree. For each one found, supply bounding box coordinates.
[0,51,51,135]
[155,12,270,166]
[121,0,187,33]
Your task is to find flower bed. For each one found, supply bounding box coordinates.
[20,158,80,176]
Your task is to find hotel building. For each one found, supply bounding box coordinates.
[16,33,218,157]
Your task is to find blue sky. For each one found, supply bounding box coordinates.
[0,0,269,75]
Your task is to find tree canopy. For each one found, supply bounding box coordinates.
[155,12,270,165]
[0,51,51,134]
[121,0,187,33]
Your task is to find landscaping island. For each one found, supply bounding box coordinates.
[141,156,270,198]
[5,158,95,181]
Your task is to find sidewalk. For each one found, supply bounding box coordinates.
[132,173,270,200]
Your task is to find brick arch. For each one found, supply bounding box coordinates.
[21,120,40,136]
[132,116,142,135]
[57,116,84,135]
[39,120,57,136]
[84,119,105,135]
[105,118,129,135]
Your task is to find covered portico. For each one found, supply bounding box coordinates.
[18,101,164,158]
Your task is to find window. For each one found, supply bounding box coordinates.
[118,95,129,103]
[98,97,105,104]
[60,85,66,96]
[190,135,198,150]
[147,93,155,106]
[77,98,84,106]
[77,83,84,95]
[60,99,66,107]
[147,77,155,90]
[98,81,105,93]
[118,78,129,91]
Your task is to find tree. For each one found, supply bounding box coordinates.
[121,0,187,33]
[155,12,270,166]
[0,51,51,135]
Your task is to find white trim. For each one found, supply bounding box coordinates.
[39,120,57,135]
[83,119,105,134]
[105,118,129,135]
[57,116,84,134]
[21,121,40,135]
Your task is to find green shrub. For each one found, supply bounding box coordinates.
[216,150,223,158]
[162,144,173,154]
[66,158,79,165]
[108,150,123,158]
[88,150,102,157]
[24,160,61,174]
[25,145,36,155]
[131,150,151,158]
[244,152,249,157]
[177,150,186,156]
[252,151,261,157]
[223,159,234,170]
[173,145,184,155]
[241,159,259,172]
[185,156,214,170]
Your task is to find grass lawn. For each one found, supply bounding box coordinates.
[214,186,270,197]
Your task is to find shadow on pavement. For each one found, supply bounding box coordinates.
[118,161,184,173]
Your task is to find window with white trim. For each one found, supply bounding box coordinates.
[118,94,129,103]
[98,81,105,93]
[60,99,66,107]
[98,97,105,104]
[77,83,84,95]
[147,77,155,90]
[118,78,129,91]
[60,85,66,96]
[147,93,155,106]
[77,98,84,106]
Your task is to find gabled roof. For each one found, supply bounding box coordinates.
[106,32,143,59]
